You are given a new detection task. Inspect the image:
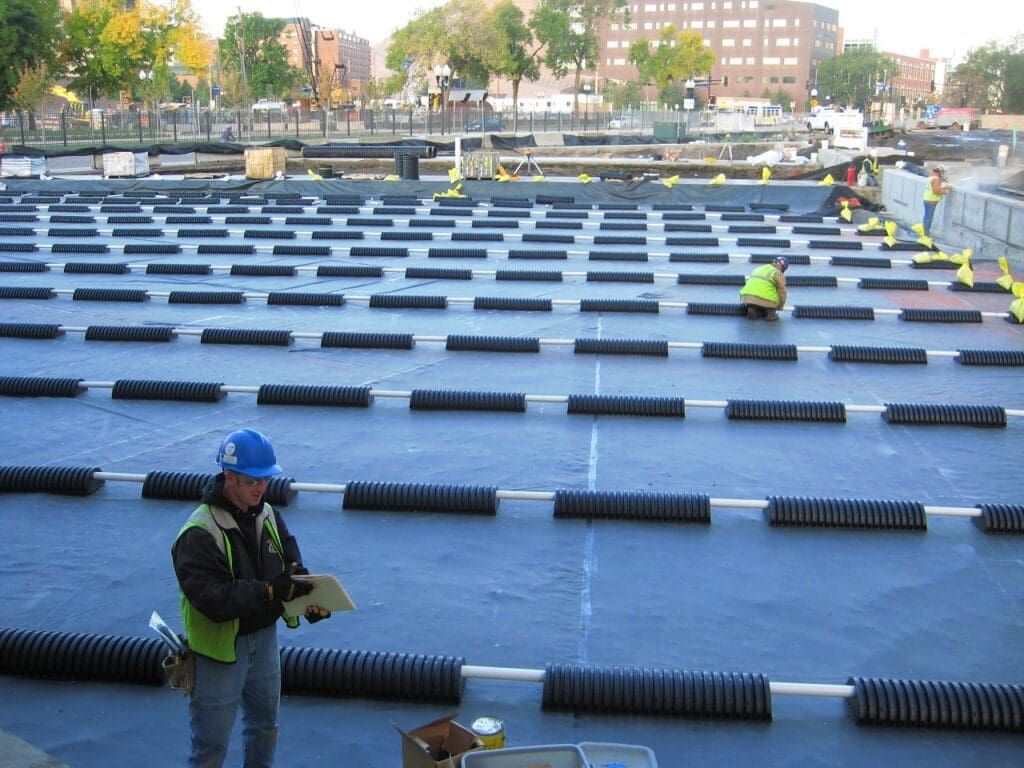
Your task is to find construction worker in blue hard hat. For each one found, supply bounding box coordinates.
[740,255,788,321]
[172,428,330,768]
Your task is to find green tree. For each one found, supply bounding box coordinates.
[531,0,628,114]
[0,0,62,109]
[815,48,897,111]
[628,25,714,106]
[488,1,542,129]
[603,80,644,110]
[62,0,210,104]
[220,13,303,102]
[951,36,1024,112]
[386,0,496,100]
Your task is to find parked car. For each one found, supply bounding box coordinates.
[608,115,640,130]
[252,99,286,113]
[465,117,505,132]
[805,106,862,132]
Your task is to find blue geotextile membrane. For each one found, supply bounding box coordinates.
[0,178,1021,767]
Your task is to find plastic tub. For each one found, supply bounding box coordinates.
[462,744,587,768]
[578,741,659,768]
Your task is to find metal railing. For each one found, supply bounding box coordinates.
[0,107,799,151]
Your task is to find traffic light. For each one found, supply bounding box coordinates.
[722,76,729,87]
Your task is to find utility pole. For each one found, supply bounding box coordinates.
[237,8,249,99]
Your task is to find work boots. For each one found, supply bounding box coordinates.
[764,309,779,321]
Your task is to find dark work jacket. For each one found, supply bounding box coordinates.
[172,474,303,636]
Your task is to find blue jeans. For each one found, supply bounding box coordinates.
[189,625,280,768]
[922,200,938,235]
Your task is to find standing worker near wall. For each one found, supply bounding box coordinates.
[922,165,950,235]
[740,256,788,321]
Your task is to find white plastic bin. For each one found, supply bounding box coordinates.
[462,744,587,768]
[578,741,659,767]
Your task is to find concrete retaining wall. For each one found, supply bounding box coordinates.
[881,168,1024,266]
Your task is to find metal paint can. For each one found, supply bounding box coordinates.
[469,716,505,750]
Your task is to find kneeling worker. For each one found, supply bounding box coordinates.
[740,255,788,321]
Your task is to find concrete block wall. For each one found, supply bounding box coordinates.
[881,169,1024,266]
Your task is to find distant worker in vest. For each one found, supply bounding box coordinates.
[172,428,330,768]
[860,149,879,186]
[740,256,789,321]
[922,165,950,235]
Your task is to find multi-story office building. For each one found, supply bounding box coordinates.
[600,1,841,106]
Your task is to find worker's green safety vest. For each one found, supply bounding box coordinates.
[740,263,781,303]
[176,503,297,663]
[923,181,943,202]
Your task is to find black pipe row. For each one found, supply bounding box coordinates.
[16,261,994,294]
[3,624,1020,730]
[0,374,1016,426]
[4,226,895,251]
[2,373,1014,425]
[2,467,1021,534]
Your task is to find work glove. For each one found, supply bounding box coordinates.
[305,606,331,625]
[269,569,314,603]
[291,564,309,576]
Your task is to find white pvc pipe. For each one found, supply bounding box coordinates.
[683,400,729,408]
[93,472,147,482]
[923,505,982,518]
[496,490,557,502]
[288,481,348,493]
[368,389,412,398]
[770,682,855,698]
[525,395,570,404]
[844,405,887,414]
[461,664,546,683]
[710,498,769,510]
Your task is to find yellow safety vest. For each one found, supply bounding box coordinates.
[740,263,780,303]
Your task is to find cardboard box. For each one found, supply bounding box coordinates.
[245,146,286,179]
[394,714,485,768]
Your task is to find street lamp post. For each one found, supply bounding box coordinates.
[138,68,154,140]
[434,63,451,135]
[583,82,591,129]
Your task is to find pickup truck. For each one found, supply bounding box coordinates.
[251,99,286,113]
[805,107,863,133]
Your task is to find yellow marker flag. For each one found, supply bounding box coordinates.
[532,175,546,182]
[384,174,401,181]
[950,248,971,265]
[662,174,680,189]
[884,221,897,238]
[840,205,852,222]
[819,174,835,186]
[916,234,934,250]
[996,256,1014,290]
[1012,282,1024,299]
[858,216,880,232]
[1010,298,1024,323]
[306,168,322,181]
[956,261,975,288]
[578,173,593,184]
[760,167,771,184]
[911,223,926,237]
[912,253,934,264]
[448,167,461,183]
[709,173,726,186]
[883,236,897,248]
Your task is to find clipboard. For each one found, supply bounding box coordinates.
[282,574,356,615]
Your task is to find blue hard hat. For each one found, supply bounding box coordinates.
[773,255,789,271]
[216,429,282,477]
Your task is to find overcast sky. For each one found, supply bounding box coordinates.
[196,0,1016,61]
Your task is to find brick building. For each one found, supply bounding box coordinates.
[599,1,840,107]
